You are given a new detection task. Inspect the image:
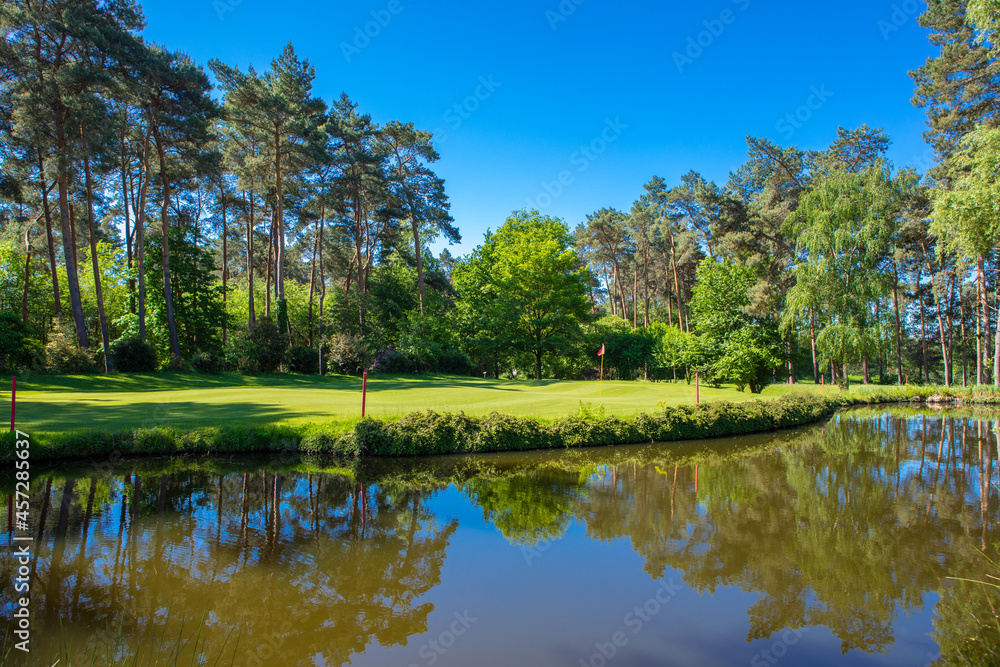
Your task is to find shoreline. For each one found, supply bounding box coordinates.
[2,392,846,464]
[5,385,997,465]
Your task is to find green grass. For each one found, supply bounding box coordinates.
[5,372,826,437]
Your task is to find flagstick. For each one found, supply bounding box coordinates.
[361,372,368,418]
[600,353,604,398]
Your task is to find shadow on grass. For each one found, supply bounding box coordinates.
[6,372,361,394]
[21,400,321,434]
[9,372,532,395]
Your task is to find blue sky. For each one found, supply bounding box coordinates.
[140,0,937,256]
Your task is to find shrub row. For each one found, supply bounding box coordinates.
[5,393,848,463]
[353,393,840,456]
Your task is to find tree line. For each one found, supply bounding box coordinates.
[0,0,457,376]
[568,0,1000,390]
[2,0,1000,391]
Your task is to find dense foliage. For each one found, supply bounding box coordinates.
[2,1,1000,392]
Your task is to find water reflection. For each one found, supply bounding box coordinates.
[1,409,998,665]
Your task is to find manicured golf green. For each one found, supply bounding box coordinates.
[7,372,825,436]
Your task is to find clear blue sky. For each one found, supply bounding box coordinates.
[140,0,936,257]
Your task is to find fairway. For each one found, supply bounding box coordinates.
[9,373,823,436]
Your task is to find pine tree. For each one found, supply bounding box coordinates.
[382,121,458,313]
[210,44,325,332]
[911,0,1000,159]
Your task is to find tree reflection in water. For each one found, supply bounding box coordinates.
[0,409,997,665]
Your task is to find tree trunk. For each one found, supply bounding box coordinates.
[787,339,795,384]
[810,307,819,383]
[665,277,673,327]
[221,186,228,346]
[37,150,60,316]
[21,228,32,325]
[318,202,325,374]
[136,128,152,341]
[667,238,685,331]
[274,128,286,310]
[84,154,112,373]
[153,128,181,360]
[893,263,903,383]
[961,293,968,387]
[54,105,89,348]
[978,258,987,384]
[307,221,318,346]
[411,212,425,314]
[632,267,638,329]
[643,239,650,328]
[535,349,543,380]
[120,124,135,315]
[934,287,951,388]
[918,267,928,384]
[994,302,1000,387]
[265,207,274,319]
[921,241,952,387]
[602,265,615,317]
[247,190,255,328]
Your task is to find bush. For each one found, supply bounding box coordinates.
[110,336,158,373]
[286,345,320,375]
[45,325,96,373]
[190,351,223,375]
[225,318,288,375]
[225,335,259,375]
[435,346,473,375]
[163,355,189,372]
[366,344,472,376]
[370,348,421,374]
[326,333,370,375]
[0,313,44,372]
[249,318,287,373]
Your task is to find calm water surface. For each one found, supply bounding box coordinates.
[2,408,998,666]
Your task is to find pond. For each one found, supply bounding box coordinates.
[1,408,998,666]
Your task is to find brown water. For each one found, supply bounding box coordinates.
[1,409,998,666]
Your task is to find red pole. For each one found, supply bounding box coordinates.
[8,376,14,533]
[361,372,368,418]
[695,372,700,405]
[821,374,825,396]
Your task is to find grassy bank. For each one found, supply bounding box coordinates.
[3,378,992,464]
[6,371,821,436]
[849,383,1000,404]
[4,392,851,463]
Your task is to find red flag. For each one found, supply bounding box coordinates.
[598,344,605,357]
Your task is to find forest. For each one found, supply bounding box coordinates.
[2,0,1000,392]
